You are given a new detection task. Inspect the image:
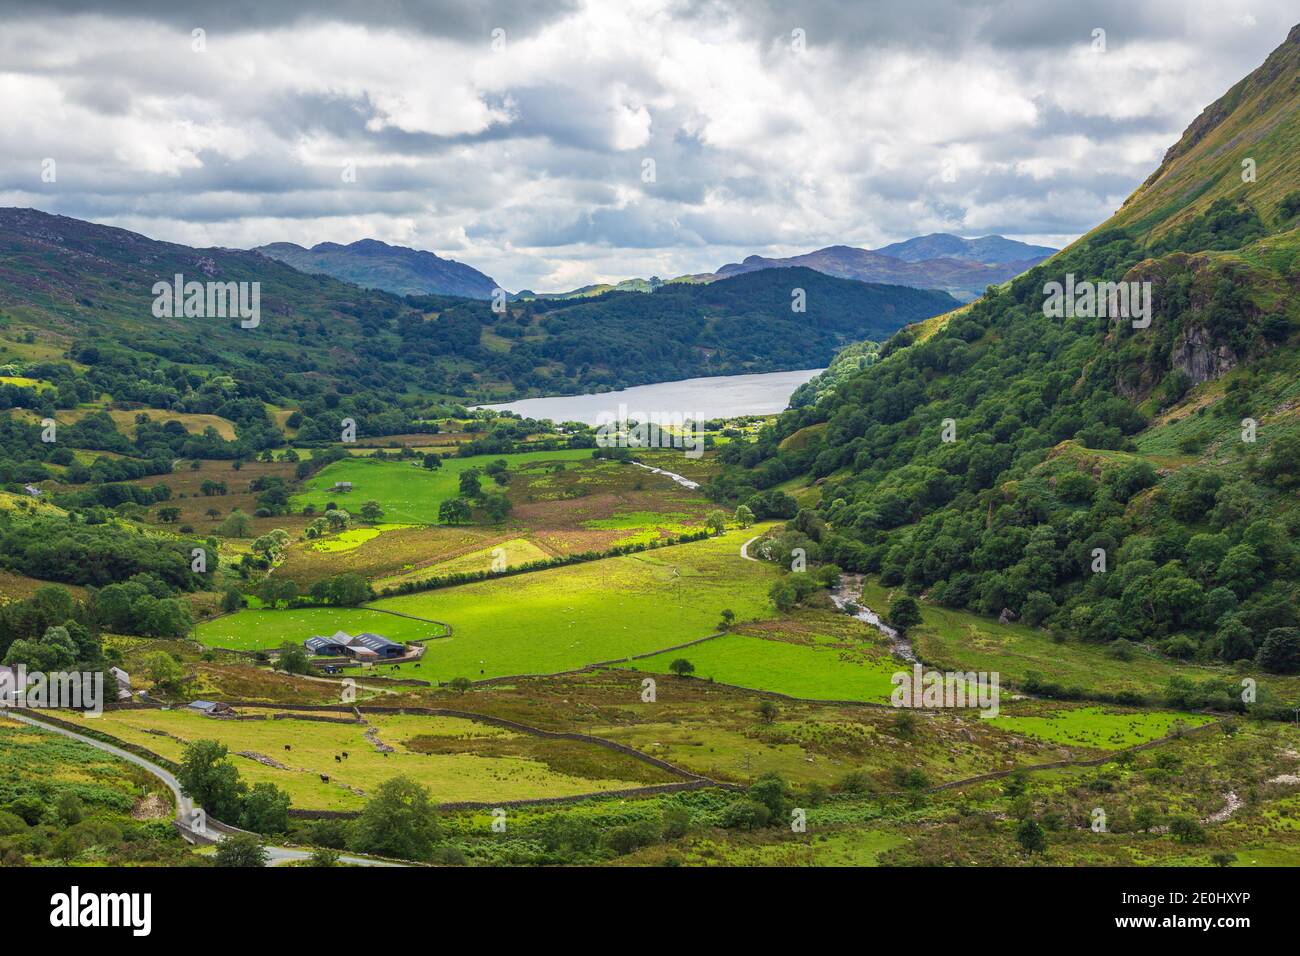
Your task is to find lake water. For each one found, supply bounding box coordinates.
[477,367,824,425]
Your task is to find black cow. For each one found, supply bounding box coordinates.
[319,774,330,783]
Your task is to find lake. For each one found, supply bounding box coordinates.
[477,367,824,425]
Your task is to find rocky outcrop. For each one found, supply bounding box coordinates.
[1172,324,1238,384]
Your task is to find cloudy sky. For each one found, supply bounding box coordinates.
[0,0,1293,291]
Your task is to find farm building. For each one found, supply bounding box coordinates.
[187,700,233,716]
[331,481,353,493]
[110,666,132,701]
[23,485,41,497]
[304,630,405,660]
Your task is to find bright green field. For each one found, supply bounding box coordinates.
[308,523,412,553]
[351,528,778,682]
[292,449,595,523]
[616,632,901,702]
[987,705,1215,750]
[194,607,445,651]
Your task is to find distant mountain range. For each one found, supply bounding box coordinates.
[706,234,1055,302]
[255,238,499,300]
[251,232,1053,303]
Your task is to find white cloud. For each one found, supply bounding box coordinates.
[0,0,1293,291]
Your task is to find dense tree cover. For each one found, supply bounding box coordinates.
[718,209,1299,671]
[0,515,211,592]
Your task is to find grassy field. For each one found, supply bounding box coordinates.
[291,449,596,523]
[193,606,446,651]
[856,578,1300,700]
[353,527,779,682]
[60,708,676,811]
[986,704,1215,749]
[615,611,901,702]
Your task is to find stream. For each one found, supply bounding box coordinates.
[830,574,915,662]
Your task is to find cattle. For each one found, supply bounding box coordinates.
[319,774,330,783]
[284,745,291,751]
[334,755,341,763]
[341,751,349,759]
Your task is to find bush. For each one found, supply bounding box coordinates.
[720,799,772,830]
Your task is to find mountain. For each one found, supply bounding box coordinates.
[717,23,1300,681]
[0,209,956,414]
[872,233,1057,264]
[709,243,1049,302]
[255,238,499,299]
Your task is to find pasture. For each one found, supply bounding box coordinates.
[59,708,677,811]
[986,704,1214,749]
[291,449,595,524]
[616,613,900,702]
[352,527,779,681]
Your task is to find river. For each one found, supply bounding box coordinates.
[476,367,824,425]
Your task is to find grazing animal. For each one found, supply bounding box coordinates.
[341,751,349,759]
[284,745,291,751]
[334,755,341,762]
[319,774,329,783]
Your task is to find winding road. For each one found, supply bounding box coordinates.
[4,709,405,867]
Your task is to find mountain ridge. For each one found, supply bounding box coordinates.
[255,237,500,300]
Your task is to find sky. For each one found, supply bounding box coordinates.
[0,0,1293,292]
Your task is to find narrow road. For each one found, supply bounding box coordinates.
[740,535,761,561]
[4,710,405,867]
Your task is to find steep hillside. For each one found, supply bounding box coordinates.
[256,238,500,299]
[718,23,1300,683]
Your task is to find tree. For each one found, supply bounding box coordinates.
[214,833,268,867]
[141,651,184,692]
[447,676,472,694]
[238,782,291,834]
[668,658,695,678]
[734,504,754,528]
[458,469,482,499]
[350,776,440,861]
[719,608,735,629]
[1015,818,1046,855]
[177,740,245,820]
[705,509,728,535]
[1169,815,1206,844]
[887,596,923,632]
[1256,628,1300,674]
[216,509,253,537]
[221,587,243,613]
[2,625,78,671]
[276,643,312,676]
[438,498,471,525]
[360,500,385,523]
[156,506,181,523]
[769,578,798,612]
[756,699,779,724]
